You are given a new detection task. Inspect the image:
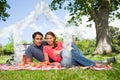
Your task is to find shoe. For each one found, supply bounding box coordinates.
[107,57,117,64]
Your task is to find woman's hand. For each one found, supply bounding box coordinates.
[54,51,61,56]
[49,62,61,66]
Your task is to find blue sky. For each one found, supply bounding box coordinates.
[0,0,68,45]
[0,0,66,27]
[0,0,120,46]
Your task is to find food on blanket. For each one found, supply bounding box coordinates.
[30,62,36,67]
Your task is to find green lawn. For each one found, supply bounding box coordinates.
[0,54,120,80]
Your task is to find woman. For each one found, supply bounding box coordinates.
[43,31,114,68]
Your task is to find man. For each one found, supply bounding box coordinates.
[25,32,47,64]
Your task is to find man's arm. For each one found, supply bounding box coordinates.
[25,57,32,64]
[25,45,33,64]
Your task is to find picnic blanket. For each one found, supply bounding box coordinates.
[0,64,62,70]
[0,64,112,71]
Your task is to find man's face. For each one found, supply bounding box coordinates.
[33,34,43,46]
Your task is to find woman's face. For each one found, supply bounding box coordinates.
[45,34,55,46]
[33,34,43,46]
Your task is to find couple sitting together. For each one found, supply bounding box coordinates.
[25,31,116,69]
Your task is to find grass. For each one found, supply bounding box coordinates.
[0,55,9,64]
[0,54,120,80]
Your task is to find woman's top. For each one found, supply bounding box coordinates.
[43,42,63,62]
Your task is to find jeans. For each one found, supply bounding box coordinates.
[61,43,96,67]
[72,43,96,66]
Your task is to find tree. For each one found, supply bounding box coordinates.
[0,0,10,21]
[2,34,28,55]
[2,34,14,55]
[50,0,120,55]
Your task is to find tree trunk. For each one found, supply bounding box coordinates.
[92,1,112,55]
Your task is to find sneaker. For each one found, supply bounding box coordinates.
[107,56,117,64]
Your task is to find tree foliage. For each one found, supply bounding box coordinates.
[2,42,14,55]
[0,0,10,21]
[2,34,14,55]
[50,0,120,25]
[76,39,96,55]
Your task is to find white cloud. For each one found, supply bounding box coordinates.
[50,25,96,40]
[64,15,96,39]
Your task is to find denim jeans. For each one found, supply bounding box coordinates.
[61,43,96,67]
[71,43,96,66]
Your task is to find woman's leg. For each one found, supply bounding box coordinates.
[60,43,96,67]
[71,43,96,66]
[71,43,84,56]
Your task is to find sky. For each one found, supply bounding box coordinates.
[0,0,120,45]
[0,0,68,45]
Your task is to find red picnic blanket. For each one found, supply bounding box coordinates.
[0,64,62,70]
[0,64,112,71]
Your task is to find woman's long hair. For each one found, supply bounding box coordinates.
[45,31,57,48]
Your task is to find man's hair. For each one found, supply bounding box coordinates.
[32,32,43,39]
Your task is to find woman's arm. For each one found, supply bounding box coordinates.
[53,50,62,56]
[44,52,50,62]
